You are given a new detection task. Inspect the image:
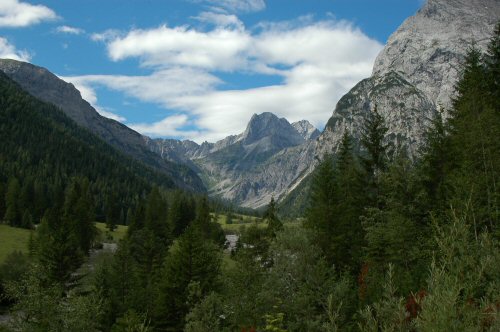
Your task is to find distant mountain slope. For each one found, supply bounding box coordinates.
[0,71,176,222]
[147,113,320,208]
[0,59,205,192]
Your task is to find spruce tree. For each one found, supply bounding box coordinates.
[264,197,283,237]
[360,105,389,208]
[4,177,21,227]
[304,155,337,263]
[155,225,222,331]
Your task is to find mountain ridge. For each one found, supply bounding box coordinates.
[146,112,320,208]
[0,59,205,192]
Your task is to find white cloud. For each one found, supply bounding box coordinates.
[56,25,84,35]
[83,18,382,143]
[0,37,30,61]
[193,11,244,30]
[90,29,121,42]
[193,0,265,13]
[0,0,57,28]
[130,114,200,138]
[107,24,251,70]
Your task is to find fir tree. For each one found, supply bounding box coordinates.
[155,225,222,331]
[264,197,283,237]
[360,105,389,208]
[4,177,21,227]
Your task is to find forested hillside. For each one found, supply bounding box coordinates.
[0,72,178,228]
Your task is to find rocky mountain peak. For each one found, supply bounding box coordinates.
[291,120,320,140]
[240,112,304,148]
[372,0,500,110]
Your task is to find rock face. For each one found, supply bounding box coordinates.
[292,120,321,140]
[148,0,499,209]
[147,112,319,208]
[0,59,205,192]
[317,0,500,159]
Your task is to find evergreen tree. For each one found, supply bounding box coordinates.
[106,192,120,232]
[4,177,21,227]
[418,110,449,213]
[264,197,283,237]
[169,191,196,237]
[447,45,499,232]
[36,211,83,283]
[194,196,225,247]
[155,225,222,331]
[304,155,337,263]
[360,105,389,207]
[63,178,97,253]
[0,181,5,220]
[484,22,500,107]
[144,187,169,242]
[331,132,365,270]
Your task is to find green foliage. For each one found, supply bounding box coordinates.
[154,225,222,331]
[0,71,175,229]
[264,197,283,237]
[4,263,101,332]
[415,212,500,331]
[357,265,410,332]
[111,310,151,332]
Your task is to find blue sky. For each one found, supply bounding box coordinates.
[0,0,423,143]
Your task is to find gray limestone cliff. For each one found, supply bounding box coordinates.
[147,112,319,208]
[317,0,500,159]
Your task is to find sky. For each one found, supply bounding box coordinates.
[0,0,423,143]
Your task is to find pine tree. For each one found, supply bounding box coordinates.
[264,197,283,237]
[483,22,500,107]
[154,225,222,331]
[169,191,196,237]
[360,105,389,208]
[418,110,449,213]
[304,155,337,263]
[63,178,97,253]
[4,177,21,227]
[106,192,120,232]
[447,45,499,232]
[332,132,365,270]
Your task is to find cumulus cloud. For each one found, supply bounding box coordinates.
[80,17,382,143]
[56,25,85,35]
[0,37,30,61]
[0,0,57,28]
[107,25,251,71]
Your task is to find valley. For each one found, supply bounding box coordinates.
[0,0,499,331]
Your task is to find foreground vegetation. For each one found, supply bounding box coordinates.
[0,24,498,332]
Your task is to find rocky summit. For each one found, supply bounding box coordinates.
[317,0,500,158]
[284,0,500,206]
[147,0,499,209]
[147,113,319,208]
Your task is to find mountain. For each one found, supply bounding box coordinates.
[317,0,500,157]
[292,120,321,140]
[275,0,500,214]
[0,59,205,192]
[147,112,319,208]
[0,71,176,223]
